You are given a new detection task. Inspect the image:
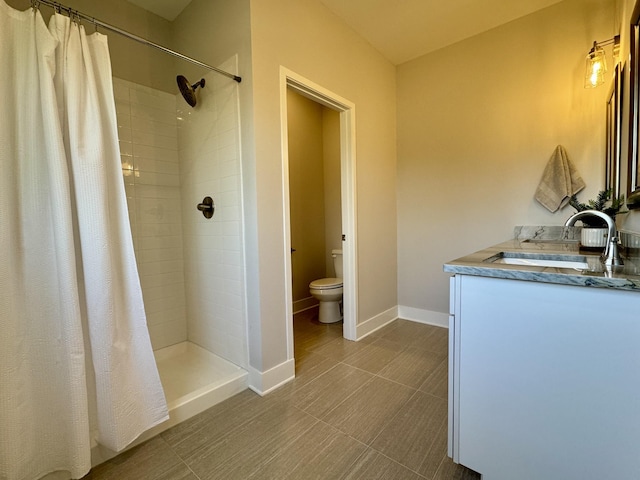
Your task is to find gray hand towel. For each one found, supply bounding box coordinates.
[534,145,586,213]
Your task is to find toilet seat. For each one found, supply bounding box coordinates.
[309,277,343,290]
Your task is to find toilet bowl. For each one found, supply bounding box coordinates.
[309,250,343,324]
[309,279,343,323]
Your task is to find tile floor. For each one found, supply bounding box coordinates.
[82,309,480,480]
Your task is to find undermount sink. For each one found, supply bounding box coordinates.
[486,252,590,270]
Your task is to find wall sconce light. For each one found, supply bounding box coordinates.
[584,35,620,88]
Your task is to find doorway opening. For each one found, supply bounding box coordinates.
[280,68,358,363]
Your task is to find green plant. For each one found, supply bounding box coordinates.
[568,189,627,227]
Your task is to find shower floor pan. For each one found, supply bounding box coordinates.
[156,341,247,409]
[139,342,247,442]
[91,341,247,466]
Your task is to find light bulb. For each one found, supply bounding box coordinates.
[584,43,607,88]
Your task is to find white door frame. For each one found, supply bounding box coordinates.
[279,67,358,360]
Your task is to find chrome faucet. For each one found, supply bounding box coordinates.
[564,210,623,267]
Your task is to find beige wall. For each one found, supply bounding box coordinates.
[287,90,327,303]
[171,0,251,83]
[323,107,342,270]
[250,0,397,370]
[397,0,614,315]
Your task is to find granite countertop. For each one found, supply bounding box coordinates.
[443,226,640,292]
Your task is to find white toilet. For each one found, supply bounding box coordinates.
[309,249,343,323]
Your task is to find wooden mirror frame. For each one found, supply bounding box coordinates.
[607,64,623,199]
[627,0,640,207]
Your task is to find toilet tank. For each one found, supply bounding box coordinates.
[331,249,343,278]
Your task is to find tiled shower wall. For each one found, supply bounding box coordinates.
[112,58,247,368]
[114,77,188,350]
[178,57,247,369]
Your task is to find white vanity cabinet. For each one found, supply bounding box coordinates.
[448,274,640,480]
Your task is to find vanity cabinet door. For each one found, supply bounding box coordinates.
[449,275,640,480]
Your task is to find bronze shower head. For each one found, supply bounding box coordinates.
[177,75,205,107]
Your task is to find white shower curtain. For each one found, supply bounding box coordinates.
[0,3,168,480]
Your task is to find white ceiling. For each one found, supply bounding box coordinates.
[127,0,564,65]
[126,0,193,21]
[318,0,564,64]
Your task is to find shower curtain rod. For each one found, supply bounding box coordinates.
[32,0,242,83]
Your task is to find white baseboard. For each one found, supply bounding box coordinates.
[247,358,295,396]
[247,307,446,395]
[355,306,398,340]
[398,305,449,328]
